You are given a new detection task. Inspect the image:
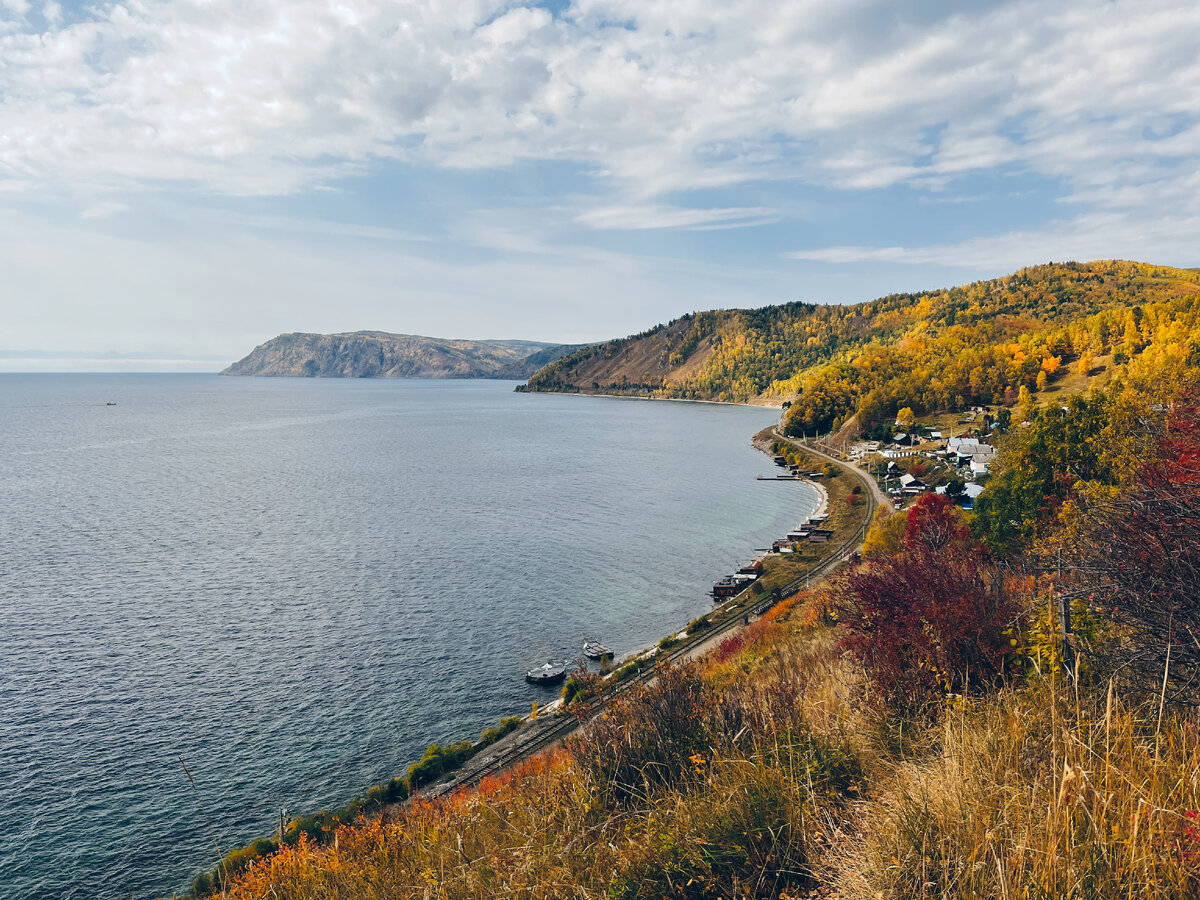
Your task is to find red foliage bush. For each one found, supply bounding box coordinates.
[713,633,746,662]
[904,493,975,552]
[838,494,1015,705]
[1080,396,1200,698]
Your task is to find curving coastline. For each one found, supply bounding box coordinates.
[407,424,832,800]
[750,429,830,517]
[179,409,852,898]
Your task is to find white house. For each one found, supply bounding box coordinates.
[955,440,997,463]
[970,454,992,476]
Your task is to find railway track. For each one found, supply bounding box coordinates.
[426,433,877,798]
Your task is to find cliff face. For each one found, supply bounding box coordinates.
[222,332,584,379]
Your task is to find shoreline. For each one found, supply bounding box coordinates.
[412,427,838,798]
[516,384,785,409]
[606,430,826,667]
[184,410,839,897]
[750,430,830,517]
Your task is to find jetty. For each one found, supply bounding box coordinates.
[582,641,613,659]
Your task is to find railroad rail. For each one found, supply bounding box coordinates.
[425,431,877,798]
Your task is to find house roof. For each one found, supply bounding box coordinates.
[956,441,996,457]
[936,482,986,500]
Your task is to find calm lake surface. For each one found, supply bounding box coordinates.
[0,375,819,899]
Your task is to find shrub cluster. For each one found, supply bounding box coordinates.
[189,713,522,896]
[838,494,1016,705]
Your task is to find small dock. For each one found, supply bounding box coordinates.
[757,475,804,480]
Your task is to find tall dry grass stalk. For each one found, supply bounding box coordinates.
[213,606,1199,900]
[222,636,868,900]
[846,678,1200,899]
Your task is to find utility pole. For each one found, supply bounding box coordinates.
[1056,550,1074,677]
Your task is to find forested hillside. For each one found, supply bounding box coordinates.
[521,261,1200,436]
[183,259,1200,900]
[205,358,1200,900]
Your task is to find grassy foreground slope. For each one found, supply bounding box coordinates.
[196,262,1200,899]
[522,260,1200,434]
[211,370,1200,897]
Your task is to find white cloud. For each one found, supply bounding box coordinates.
[785,209,1200,271]
[79,200,129,219]
[576,204,777,230]
[0,204,804,360]
[4,0,1200,364]
[0,0,1195,214]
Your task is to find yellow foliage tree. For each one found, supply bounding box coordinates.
[1017,385,1035,422]
[862,506,906,559]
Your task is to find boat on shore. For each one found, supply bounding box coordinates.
[525,661,567,685]
[582,640,613,659]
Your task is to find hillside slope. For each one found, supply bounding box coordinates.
[521,260,1200,434]
[223,332,584,379]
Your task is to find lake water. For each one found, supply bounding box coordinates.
[0,375,818,899]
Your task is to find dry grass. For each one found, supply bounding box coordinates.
[222,623,865,900]
[218,596,1200,900]
[836,677,1200,899]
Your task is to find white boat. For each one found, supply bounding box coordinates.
[525,661,567,685]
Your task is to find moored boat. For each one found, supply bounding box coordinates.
[525,661,567,685]
[712,577,742,598]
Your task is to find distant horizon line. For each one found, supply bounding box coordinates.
[0,358,230,374]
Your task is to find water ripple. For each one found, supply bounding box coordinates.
[0,375,817,899]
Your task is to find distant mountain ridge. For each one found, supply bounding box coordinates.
[222,331,586,379]
[520,260,1200,435]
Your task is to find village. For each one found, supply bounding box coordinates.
[732,406,1001,595]
[850,428,995,511]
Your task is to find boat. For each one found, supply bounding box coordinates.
[525,661,567,685]
[582,640,613,659]
[712,577,742,598]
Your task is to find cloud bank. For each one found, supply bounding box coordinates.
[2,1,1199,362]
[0,0,1196,208]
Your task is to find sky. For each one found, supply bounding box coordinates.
[2,0,1199,371]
